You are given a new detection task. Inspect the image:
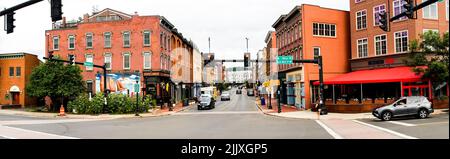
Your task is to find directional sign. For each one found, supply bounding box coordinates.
[277,56,293,64]
[134,83,140,93]
[84,62,94,67]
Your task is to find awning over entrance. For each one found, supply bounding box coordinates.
[314,67,423,85]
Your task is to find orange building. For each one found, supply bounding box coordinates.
[272,4,351,110]
[0,53,41,108]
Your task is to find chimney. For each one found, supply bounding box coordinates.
[83,14,89,22]
[62,17,66,27]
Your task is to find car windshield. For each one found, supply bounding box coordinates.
[200,95,211,102]
[222,92,229,95]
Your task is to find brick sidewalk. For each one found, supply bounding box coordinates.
[258,97,299,113]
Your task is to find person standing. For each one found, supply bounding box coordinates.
[315,100,321,120]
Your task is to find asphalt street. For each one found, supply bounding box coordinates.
[0,88,448,139]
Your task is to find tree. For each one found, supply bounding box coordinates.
[26,59,86,111]
[407,31,449,96]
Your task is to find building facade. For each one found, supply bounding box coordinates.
[350,0,449,71]
[225,67,253,84]
[273,4,351,110]
[0,53,41,108]
[45,8,195,105]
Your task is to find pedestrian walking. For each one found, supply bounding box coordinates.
[315,100,321,120]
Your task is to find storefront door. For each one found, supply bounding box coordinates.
[11,92,20,105]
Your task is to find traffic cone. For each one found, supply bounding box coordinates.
[59,105,65,116]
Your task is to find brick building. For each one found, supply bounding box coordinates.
[0,53,41,108]
[318,0,449,112]
[45,8,195,105]
[272,4,351,110]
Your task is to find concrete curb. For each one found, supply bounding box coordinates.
[0,104,195,120]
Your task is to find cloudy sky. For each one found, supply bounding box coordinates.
[0,0,348,67]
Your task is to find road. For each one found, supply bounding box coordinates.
[0,88,448,139]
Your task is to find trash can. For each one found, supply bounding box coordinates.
[260,97,266,105]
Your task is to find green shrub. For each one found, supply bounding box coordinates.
[68,94,90,114]
[89,93,104,114]
[68,93,156,114]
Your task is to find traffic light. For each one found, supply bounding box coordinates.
[204,54,214,67]
[68,54,75,65]
[51,0,63,22]
[378,11,389,32]
[403,0,415,19]
[244,54,250,67]
[4,12,15,34]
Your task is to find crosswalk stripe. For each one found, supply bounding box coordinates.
[0,125,78,139]
[352,120,418,139]
[315,120,344,139]
[388,121,417,127]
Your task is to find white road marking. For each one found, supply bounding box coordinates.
[0,125,79,139]
[315,120,343,139]
[388,121,417,127]
[0,119,104,126]
[175,111,260,115]
[352,120,418,139]
[0,135,16,139]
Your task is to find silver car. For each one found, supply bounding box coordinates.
[372,96,434,121]
[198,94,215,110]
[221,91,231,101]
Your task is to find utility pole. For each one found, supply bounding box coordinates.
[208,37,211,53]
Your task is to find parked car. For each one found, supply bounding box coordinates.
[247,89,254,96]
[198,94,215,110]
[236,89,242,94]
[372,96,434,121]
[221,91,231,101]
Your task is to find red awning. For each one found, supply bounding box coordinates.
[314,67,424,85]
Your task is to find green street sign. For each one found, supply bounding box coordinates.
[84,62,94,67]
[134,83,140,93]
[277,56,293,64]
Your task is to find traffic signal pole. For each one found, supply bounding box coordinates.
[0,0,43,16]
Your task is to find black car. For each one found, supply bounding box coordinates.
[236,89,242,94]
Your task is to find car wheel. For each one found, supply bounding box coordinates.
[418,109,429,119]
[381,111,392,121]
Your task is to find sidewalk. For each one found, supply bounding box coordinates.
[256,99,448,120]
[0,103,194,120]
[257,97,298,113]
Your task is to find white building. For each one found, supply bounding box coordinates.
[225,67,253,84]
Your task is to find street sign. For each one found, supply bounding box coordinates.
[84,62,94,67]
[134,83,140,93]
[277,56,293,64]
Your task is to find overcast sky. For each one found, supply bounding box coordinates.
[0,0,349,67]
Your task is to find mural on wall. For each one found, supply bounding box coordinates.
[96,73,141,95]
